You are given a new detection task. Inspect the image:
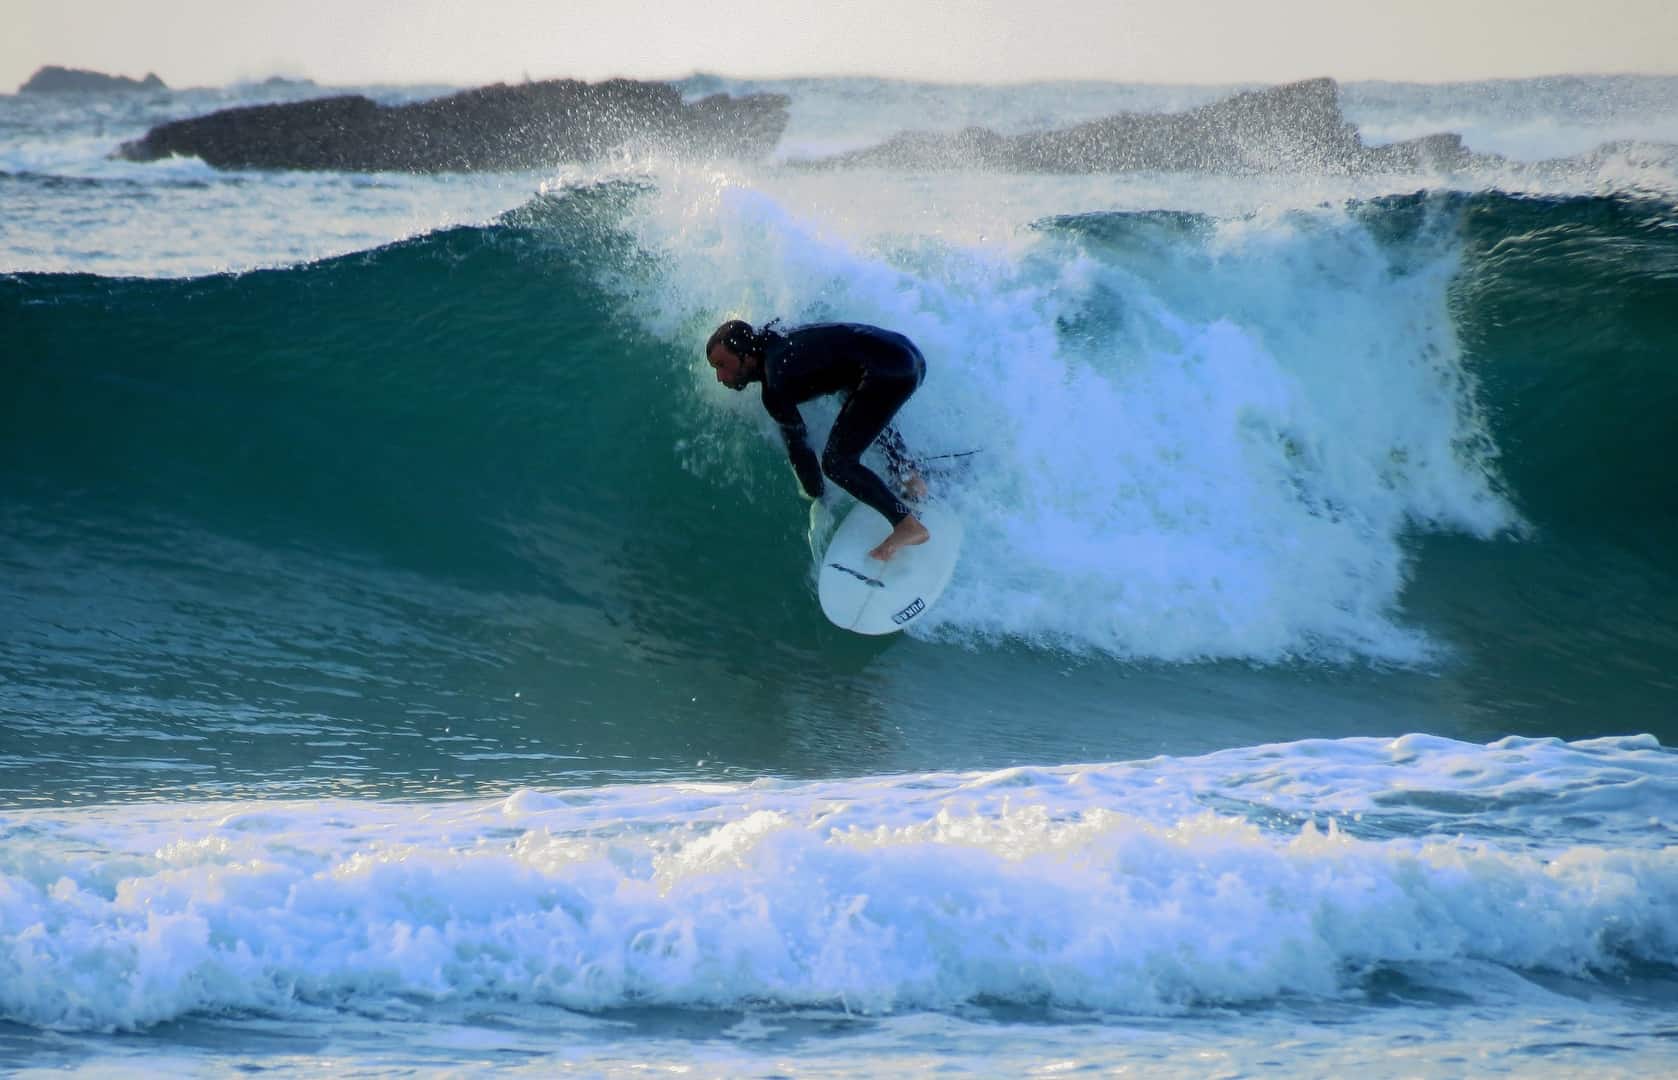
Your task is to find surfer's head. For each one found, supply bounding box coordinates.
[705,319,764,390]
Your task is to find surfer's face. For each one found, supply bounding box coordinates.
[707,344,755,390]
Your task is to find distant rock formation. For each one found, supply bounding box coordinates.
[244,76,318,91]
[803,78,1487,174]
[20,66,166,93]
[117,78,789,171]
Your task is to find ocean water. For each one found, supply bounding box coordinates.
[3,74,1678,1076]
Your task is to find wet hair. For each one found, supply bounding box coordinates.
[705,318,785,359]
[706,319,756,358]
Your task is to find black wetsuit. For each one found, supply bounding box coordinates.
[759,322,925,525]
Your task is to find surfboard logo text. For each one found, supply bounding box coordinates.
[828,563,886,589]
[892,597,925,624]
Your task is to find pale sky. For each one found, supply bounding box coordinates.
[7,0,1678,91]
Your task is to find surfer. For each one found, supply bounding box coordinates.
[705,320,930,561]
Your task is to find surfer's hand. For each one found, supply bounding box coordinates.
[904,472,928,501]
[807,493,840,559]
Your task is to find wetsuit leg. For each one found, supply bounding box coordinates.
[821,360,923,524]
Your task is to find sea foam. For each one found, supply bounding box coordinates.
[627,175,1517,661]
[2,735,1671,1032]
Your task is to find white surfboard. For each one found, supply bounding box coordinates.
[818,503,962,635]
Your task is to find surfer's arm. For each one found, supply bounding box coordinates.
[763,393,825,498]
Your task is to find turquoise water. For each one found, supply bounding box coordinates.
[3,76,1677,1076]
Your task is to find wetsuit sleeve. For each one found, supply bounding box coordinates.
[763,391,825,498]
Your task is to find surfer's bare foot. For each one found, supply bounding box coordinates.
[869,514,930,562]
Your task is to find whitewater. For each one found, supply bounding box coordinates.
[3,74,1678,1076]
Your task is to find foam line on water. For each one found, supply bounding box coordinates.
[2,734,1671,1031]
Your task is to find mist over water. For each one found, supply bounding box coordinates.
[3,73,1677,1075]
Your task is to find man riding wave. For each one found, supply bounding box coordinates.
[705,319,930,562]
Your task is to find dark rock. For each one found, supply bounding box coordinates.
[1358,132,1478,171]
[117,78,789,171]
[20,65,167,93]
[249,76,318,90]
[803,78,1490,174]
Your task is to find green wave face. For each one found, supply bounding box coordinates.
[4,192,821,644]
[1449,192,1678,531]
[4,185,1678,796]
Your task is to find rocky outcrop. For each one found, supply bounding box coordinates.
[242,76,318,91]
[804,78,1487,174]
[117,79,789,171]
[20,65,167,93]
